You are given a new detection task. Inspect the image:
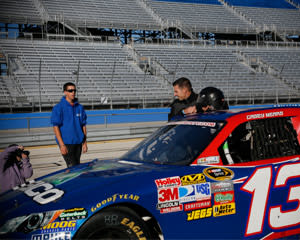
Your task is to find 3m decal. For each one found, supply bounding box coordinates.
[59,208,88,221]
[180,173,206,186]
[121,218,147,240]
[241,162,300,236]
[214,191,234,205]
[31,232,71,240]
[184,200,211,211]
[158,187,179,203]
[213,203,236,217]
[155,176,181,188]
[187,208,213,221]
[91,194,140,212]
[203,167,234,181]
[17,181,64,205]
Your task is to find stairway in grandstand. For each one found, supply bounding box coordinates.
[0,0,300,110]
[0,39,173,107]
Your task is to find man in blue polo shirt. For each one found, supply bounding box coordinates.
[51,82,88,167]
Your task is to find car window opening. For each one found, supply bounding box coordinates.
[221,117,300,164]
[122,122,222,166]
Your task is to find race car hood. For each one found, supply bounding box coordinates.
[0,158,176,224]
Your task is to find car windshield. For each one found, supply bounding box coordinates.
[122,121,223,165]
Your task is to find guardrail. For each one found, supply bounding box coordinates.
[0,111,169,132]
[0,122,164,149]
[0,111,168,148]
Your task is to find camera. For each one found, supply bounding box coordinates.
[15,149,30,158]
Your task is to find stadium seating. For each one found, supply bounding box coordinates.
[134,44,299,102]
[0,0,299,110]
[40,0,161,30]
[0,39,172,107]
[146,0,256,34]
[1,0,299,35]
[0,0,43,25]
[1,38,299,108]
[225,0,296,9]
[233,7,300,34]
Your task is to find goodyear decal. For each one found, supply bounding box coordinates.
[213,203,236,217]
[203,167,234,181]
[180,173,206,186]
[187,208,213,221]
[91,194,140,212]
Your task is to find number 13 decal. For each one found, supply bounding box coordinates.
[241,162,300,236]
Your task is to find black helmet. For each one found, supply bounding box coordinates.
[198,87,228,110]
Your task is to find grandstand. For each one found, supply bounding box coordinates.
[0,0,299,112]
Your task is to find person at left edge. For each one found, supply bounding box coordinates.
[51,82,88,167]
[0,144,33,194]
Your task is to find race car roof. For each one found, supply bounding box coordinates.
[171,105,300,122]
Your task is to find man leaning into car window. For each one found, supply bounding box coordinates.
[0,144,33,194]
[168,77,199,121]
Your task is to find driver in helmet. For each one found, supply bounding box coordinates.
[184,86,229,114]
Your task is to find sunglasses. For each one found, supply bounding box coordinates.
[66,89,77,93]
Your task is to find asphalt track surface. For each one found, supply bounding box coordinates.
[0,122,165,180]
[25,138,143,180]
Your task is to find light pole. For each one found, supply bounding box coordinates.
[72,60,80,99]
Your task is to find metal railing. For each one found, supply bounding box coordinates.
[0,111,169,133]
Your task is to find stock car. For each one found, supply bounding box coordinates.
[1,106,300,240]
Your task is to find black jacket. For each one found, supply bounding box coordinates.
[168,91,199,121]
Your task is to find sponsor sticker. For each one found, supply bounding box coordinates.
[187,208,213,221]
[179,183,211,203]
[214,191,234,205]
[203,167,234,181]
[184,200,211,211]
[59,208,88,221]
[91,194,140,212]
[180,173,206,186]
[213,203,236,217]
[157,187,179,204]
[160,204,183,214]
[246,111,283,120]
[31,232,71,240]
[197,156,220,165]
[155,176,181,189]
[168,121,216,127]
[41,221,76,234]
[211,181,234,193]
